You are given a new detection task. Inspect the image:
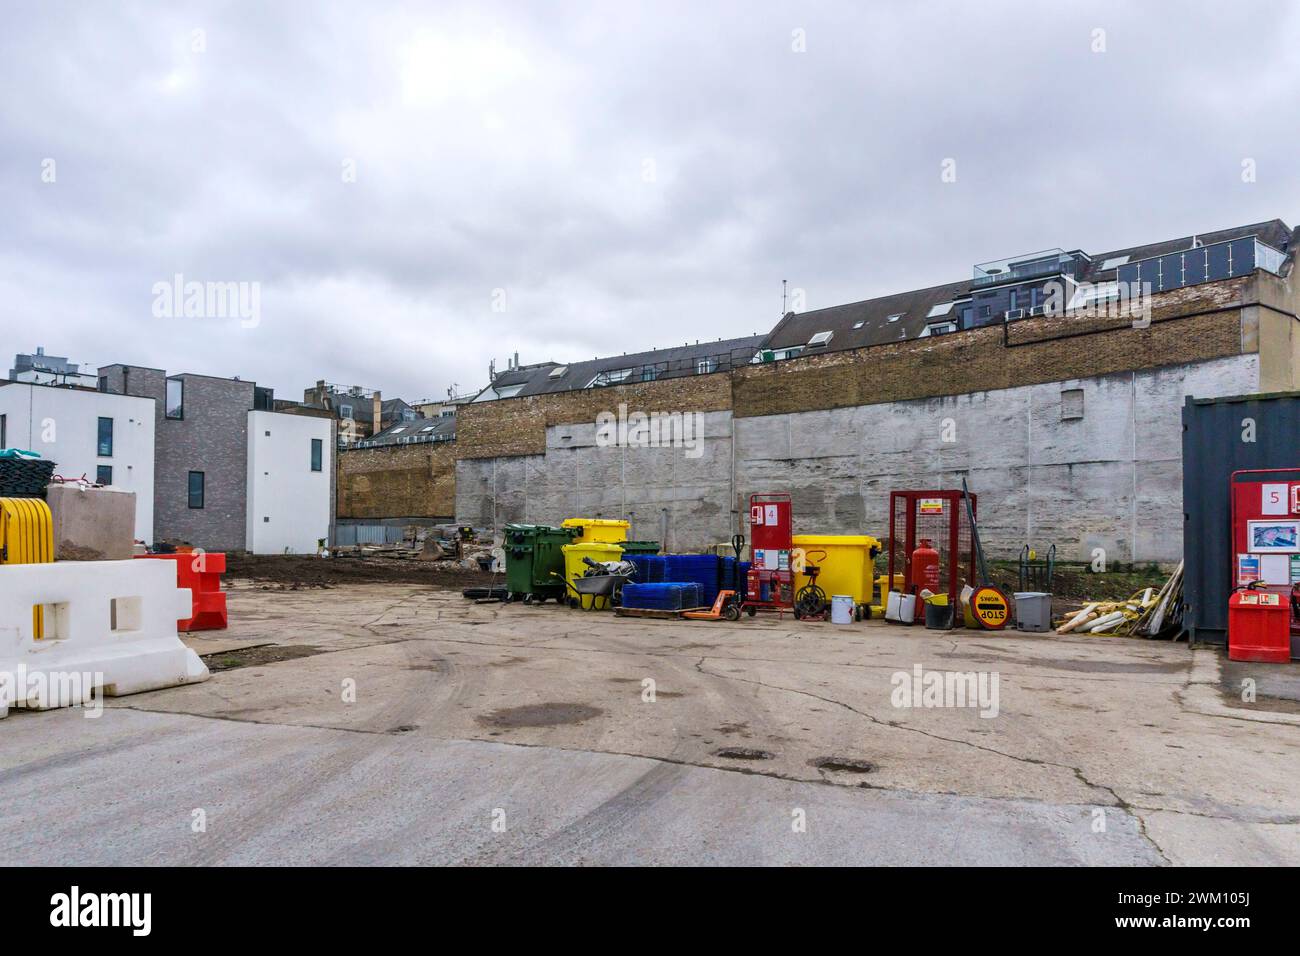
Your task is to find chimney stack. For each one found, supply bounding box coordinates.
[372,390,382,436]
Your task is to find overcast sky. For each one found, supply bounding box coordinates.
[2,1,1297,402]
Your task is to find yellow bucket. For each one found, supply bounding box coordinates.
[561,518,630,544]
[0,497,56,638]
[792,534,882,606]
[560,541,624,610]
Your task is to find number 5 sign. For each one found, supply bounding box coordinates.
[1262,483,1290,516]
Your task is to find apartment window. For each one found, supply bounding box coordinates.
[0,413,6,448]
[340,404,353,419]
[696,358,717,374]
[96,465,112,485]
[166,379,184,420]
[97,375,107,393]
[97,417,113,456]
[1008,289,1018,311]
[188,471,205,509]
[311,438,323,472]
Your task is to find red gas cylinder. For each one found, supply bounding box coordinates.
[911,539,940,591]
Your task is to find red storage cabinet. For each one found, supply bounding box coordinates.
[1228,589,1292,663]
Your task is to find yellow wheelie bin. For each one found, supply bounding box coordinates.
[792,534,882,618]
[561,518,630,544]
[560,541,624,610]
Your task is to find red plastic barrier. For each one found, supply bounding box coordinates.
[135,551,228,631]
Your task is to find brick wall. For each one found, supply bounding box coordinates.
[731,278,1252,419]
[337,441,457,519]
[455,373,733,459]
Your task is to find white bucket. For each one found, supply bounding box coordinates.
[886,591,917,624]
[831,594,854,625]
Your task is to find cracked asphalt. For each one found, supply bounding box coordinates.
[2,581,1297,865]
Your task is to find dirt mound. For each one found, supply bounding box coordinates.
[224,552,496,589]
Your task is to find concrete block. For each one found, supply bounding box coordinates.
[45,484,137,561]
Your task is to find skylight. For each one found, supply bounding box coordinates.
[852,320,865,329]
[807,331,833,347]
[925,303,952,319]
[886,313,905,323]
[548,366,567,378]
[1099,255,1130,271]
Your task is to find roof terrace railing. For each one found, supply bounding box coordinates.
[1115,235,1288,294]
[973,248,1074,287]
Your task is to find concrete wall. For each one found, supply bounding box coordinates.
[452,276,1292,561]
[455,355,1260,562]
[0,383,155,541]
[246,410,334,554]
[456,410,737,550]
[734,354,1259,563]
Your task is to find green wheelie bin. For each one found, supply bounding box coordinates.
[503,524,579,604]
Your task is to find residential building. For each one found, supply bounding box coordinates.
[9,347,97,388]
[0,381,155,541]
[471,335,766,401]
[247,410,334,552]
[99,364,334,553]
[759,219,1293,356]
[302,382,416,442]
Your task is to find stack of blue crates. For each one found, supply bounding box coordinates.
[664,554,722,606]
[622,582,705,611]
[627,554,667,584]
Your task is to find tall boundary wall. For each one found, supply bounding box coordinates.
[338,269,1298,559]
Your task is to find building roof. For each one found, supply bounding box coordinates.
[13,348,82,375]
[759,218,1297,356]
[355,414,456,448]
[477,334,765,400]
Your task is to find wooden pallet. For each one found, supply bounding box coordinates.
[614,606,709,620]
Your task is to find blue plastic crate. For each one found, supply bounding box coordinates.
[663,554,722,605]
[622,582,704,611]
[627,554,667,584]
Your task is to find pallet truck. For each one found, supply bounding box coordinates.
[682,589,741,621]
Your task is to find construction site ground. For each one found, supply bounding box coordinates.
[2,572,1297,866]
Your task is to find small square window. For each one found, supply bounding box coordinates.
[96,465,112,485]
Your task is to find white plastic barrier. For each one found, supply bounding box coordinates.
[0,559,209,718]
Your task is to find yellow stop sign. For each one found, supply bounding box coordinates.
[971,585,1010,630]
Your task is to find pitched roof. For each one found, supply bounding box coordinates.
[480,334,765,399]
[759,218,1296,356]
[357,414,456,447]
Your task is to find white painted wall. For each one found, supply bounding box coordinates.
[0,383,155,541]
[245,410,333,554]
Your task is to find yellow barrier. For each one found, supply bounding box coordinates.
[0,497,56,638]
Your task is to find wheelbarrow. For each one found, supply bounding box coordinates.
[555,558,636,611]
